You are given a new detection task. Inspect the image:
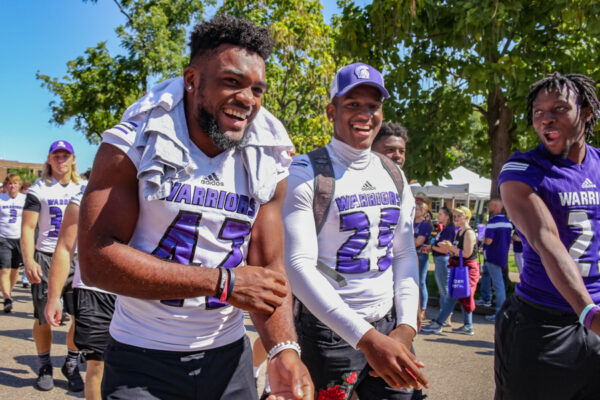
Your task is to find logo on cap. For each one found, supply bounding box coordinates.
[57,141,66,148]
[355,65,370,80]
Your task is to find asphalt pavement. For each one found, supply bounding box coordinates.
[1,281,499,400]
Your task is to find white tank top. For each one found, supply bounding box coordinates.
[0,192,26,239]
[103,123,262,351]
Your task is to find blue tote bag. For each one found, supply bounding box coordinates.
[448,250,471,299]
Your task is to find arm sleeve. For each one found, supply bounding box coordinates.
[391,170,419,331]
[102,120,142,167]
[23,193,41,212]
[283,161,374,349]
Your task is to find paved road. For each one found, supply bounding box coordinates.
[1,283,497,400]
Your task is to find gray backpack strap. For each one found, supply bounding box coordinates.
[372,152,405,197]
[306,147,347,288]
[307,147,335,236]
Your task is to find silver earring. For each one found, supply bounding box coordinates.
[187,85,193,90]
[329,118,333,122]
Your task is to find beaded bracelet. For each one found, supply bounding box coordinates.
[267,340,301,362]
[215,267,228,301]
[579,304,597,325]
[226,268,236,302]
[584,306,600,330]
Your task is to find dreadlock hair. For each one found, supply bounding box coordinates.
[189,15,274,64]
[373,122,408,144]
[527,72,600,139]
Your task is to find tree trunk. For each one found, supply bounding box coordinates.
[486,84,512,199]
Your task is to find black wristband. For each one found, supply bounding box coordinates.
[226,268,236,302]
[215,267,227,299]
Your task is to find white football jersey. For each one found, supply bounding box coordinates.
[0,192,26,239]
[284,137,419,348]
[27,178,84,253]
[103,118,264,351]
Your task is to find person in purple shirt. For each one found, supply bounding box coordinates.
[422,206,455,326]
[414,201,433,323]
[477,198,513,320]
[496,73,600,400]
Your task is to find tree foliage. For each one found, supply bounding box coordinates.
[337,0,600,194]
[37,0,208,143]
[218,0,338,153]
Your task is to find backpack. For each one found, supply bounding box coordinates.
[305,147,405,287]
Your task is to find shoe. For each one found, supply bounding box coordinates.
[475,299,492,307]
[36,364,54,391]
[61,363,84,392]
[442,320,451,327]
[485,314,496,322]
[452,325,474,336]
[421,321,442,334]
[3,298,13,313]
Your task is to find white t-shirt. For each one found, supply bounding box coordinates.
[0,192,26,239]
[102,107,276,351]
[27,178,84,253]
[283,137,419,348]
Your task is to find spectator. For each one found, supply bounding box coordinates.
[512,228,524,274]
[477,198,513,321]
[422,206,480,335]
[414,201,433,323]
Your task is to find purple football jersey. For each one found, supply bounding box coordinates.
[499,143,600,311]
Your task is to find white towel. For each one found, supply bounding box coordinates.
[121,77,293,203]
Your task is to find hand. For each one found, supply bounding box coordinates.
[357,328,428,390]
[44,297,63,327]
[227,266,288,314]
[421,245,431,254]
[24,260,43,284]
[266,349,314,400]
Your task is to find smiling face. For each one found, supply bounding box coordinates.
[5,179,21,198]
[531,86,591,161]
[184,44,267,156]
[372,135,406,167]
[327,85,383,150]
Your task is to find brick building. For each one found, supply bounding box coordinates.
[0,159,44,183]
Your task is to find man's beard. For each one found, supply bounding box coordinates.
[196,107,246,150]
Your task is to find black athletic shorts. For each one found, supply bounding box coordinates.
[0,237,22,269]
[102,335,256,400]
[31,250,75,325]
[495,294,600,400]
[74,288,116,361]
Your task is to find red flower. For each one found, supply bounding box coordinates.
[316,385,347,400]
[345,371,357,384]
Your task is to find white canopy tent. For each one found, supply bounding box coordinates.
[410,166,492,214]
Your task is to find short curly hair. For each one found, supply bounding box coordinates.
[189,15,274,63]
[374,122,408,144]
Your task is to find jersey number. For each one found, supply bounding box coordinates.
[152,211,251,308]
[567,210,598,277]
[8,209,17,224]
[336,208,400,273]
[48,206,62,238]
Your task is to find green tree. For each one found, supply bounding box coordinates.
[337,0,600,193]
[219,0,338,153]
[36,0,209,144]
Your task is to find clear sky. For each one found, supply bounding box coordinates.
[0,0,348,171]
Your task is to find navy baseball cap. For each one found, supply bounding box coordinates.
[48,140,74,155]
[330,62,390,101]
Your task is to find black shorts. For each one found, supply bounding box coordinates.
[31,250,75,325]
[495,295,600,400]
[0,237,22,269]
[297,304,414,400]
[74,288,116,361]
[102,336,256,400]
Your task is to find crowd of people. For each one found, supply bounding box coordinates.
[2,14,600,400]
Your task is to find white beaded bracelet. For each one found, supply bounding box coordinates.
[267,340,301,362]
